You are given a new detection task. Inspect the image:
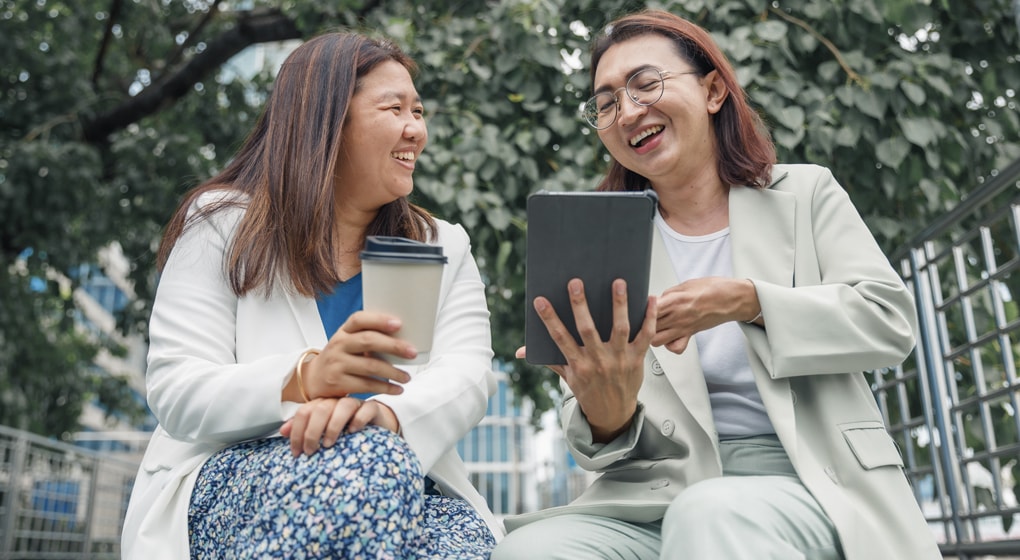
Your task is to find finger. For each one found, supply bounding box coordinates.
[280,419,293,438]
[534,296,580,359]
[346,399,372,433]
[610,279,631,346]
[566,278,602,348]
[515,346,526,359]
[327,358,409,396]
[288,407,312,457]
[323,399,360,446]
[317,351,412,388]
[339,310,403,335]
[666,336,690,354]
[330,330,419,367]
[634,296,659,348]
[651,329,681,347]
[301,402,334,456]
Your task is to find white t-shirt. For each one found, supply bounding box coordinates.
[655,212,775,439]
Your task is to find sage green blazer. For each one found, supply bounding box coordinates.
[505,164,940,560]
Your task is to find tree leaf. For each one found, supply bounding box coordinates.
[876,137,911,169]
[899,116,938,147]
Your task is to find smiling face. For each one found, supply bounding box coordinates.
[334,60,427,212]
[593,33,728,189]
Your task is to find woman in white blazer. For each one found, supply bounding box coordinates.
[121,32,500,559]
[493,10,939,560]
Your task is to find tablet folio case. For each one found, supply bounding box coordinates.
[525,190,657,365]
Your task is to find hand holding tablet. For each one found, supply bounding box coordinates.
[524,190,658,365]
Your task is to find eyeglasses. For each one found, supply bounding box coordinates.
[581,68,698,130]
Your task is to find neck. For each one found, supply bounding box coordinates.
[652,172,730,236]
[332,204,378,280]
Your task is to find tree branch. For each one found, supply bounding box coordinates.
[768,6,864,86]
[81,9,300,144]
[154,0,225,87]
[91,0,124,88]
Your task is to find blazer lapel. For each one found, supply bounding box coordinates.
[279,276,329,348]
[648,229,716,441]
[729,182,795,286]
[729,182,799,463]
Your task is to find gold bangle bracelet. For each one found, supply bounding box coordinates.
[295,349,320,402]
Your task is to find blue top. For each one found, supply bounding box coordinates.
[315,273,363,339]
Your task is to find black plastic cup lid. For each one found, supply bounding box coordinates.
[360,235,448,264]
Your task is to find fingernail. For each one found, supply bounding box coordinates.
[616,282,626,295]
[570,282,581,295]
[406,345,418,356]
[534,299,547,312]
[388,319,402,329]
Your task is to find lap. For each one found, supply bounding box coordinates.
[495,437,841,560]
[189,426,494,559]
[490,514,660,560]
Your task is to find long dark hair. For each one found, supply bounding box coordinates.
[590,10,776,191]
[156,32,435,297]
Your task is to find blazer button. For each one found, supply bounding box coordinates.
[661,419,675,436]
[651,360,664,375]
[651,478,670,490]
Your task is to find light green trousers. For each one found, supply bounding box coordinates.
[490,436,844,560]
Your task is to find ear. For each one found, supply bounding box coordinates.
[703,70,729,115]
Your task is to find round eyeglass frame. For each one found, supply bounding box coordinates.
[581,68,698,130]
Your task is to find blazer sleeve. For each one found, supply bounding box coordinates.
[145,194,302,444]
[752,166,917,377]
[371,222,497,472]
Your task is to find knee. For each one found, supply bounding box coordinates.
[491,526,557,560]
[664,478,749,527]
[491,520,593,560]
[298,426,423,487]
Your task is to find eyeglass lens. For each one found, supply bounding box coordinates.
[582,68,666,129]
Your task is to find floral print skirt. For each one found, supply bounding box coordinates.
[188,425,495,559]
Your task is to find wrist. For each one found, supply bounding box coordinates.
[295,349,319,402]
[744,279,762,324]
[588,406,637,444]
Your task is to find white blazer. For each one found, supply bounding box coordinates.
[121,193,501,558]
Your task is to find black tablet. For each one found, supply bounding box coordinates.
[524,189,658,365]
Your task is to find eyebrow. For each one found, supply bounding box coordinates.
[593,64,659,95]
[373,90,423,105]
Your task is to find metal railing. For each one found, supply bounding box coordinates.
[872,157,1020,559]
[0,425,137,559]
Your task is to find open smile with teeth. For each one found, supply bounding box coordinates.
[630,125,664,147]
[392,151,415,161]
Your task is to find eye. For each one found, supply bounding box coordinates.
[596,95,616,114]
[635,78,659,92]
[413,106,425,117]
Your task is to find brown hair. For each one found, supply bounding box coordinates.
[590,10,775,191]
[156,32,435,297]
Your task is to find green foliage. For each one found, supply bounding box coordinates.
[1,0,1018,435]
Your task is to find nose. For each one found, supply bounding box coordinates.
[615,94,648,128]
[405,114,427,141]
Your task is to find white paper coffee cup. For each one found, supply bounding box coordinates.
[360,236,447,365]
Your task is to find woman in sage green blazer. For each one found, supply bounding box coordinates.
[493,9,939,560]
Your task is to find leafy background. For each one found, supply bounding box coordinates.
[1,0,1018,436]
